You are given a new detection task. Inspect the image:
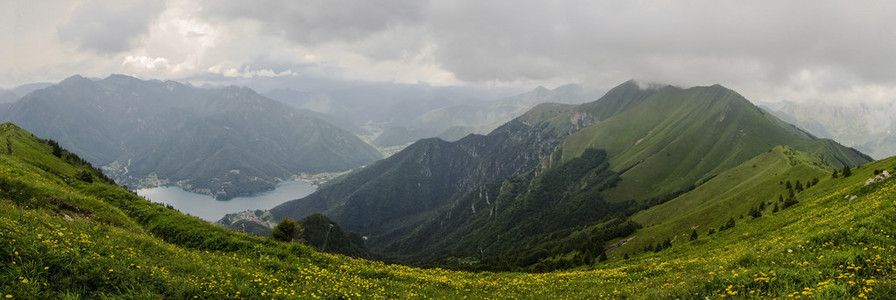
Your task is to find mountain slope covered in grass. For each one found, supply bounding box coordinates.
[271,80,660,252]
[0,122,893,299]
[557,84,869,202]
[273,81,870,265]
[0,75,381,199]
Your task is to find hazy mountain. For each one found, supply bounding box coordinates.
[11,82,53,97]
[0,74,381,199]
[0,89,18,103]
[268,80,659,253]
[372,84,601,147]
[271,80,870,263]
[263,84,492,138]
[264,83,599,149]
[769,101,896,159]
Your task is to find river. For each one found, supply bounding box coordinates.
[135,180,316,222]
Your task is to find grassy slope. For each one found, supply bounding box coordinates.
[558,84,869,202]
[2,122,894,299]
[622,145,830,253]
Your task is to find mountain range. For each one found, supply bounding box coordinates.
[1,90,893,297]
[263,83,600,148]
[270,80,870,266]
[0,74,381,199]
[770,101,896,159]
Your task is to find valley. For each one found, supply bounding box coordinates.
[5,2,896,298]
[0,75,381,200]
[269,80,870,269]
[0,70,889,299]
[0,122,893,298]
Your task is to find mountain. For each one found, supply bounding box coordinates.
[10,82,53,97]
[270,101,586,248]
[270,81,658,250]
[0,89,18,103]
[769,101,896,159]
[555,84,869,201]
[262,89,366,135]
[264,83,600,149]
[1,121,894,298]
[0,75,381,199]
[271,80,870,264]
[263,84,492,142]
[371,83,601,147]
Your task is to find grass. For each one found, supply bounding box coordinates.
[620,146,830,252]
[557,84,868,203]
[1,122,894,299]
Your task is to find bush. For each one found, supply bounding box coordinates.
[272,217,300,242]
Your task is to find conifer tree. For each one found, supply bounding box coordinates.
[842,165,852,177]
[690,229,698,241]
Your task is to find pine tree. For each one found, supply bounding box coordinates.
[690,229,698,241]
[47,139,62,157]
[749,206,762,218]
[842,165,852,177]
[721,218,735,230]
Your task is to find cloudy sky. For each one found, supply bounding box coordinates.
[2,0,895,104]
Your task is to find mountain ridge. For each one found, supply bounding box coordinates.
[1,116,894,298]
[0,74,381,199]
[271,80,871,264]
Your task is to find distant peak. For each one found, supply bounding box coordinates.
[59,74,88,84]
[533,86,549,93]
[57,75,98,88]
[106,74,139,80]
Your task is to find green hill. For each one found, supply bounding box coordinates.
[1,122,894,298]
[557,84,869,202]
[270,81,659,255]
[0,75,381,199]
[273,81,869,266]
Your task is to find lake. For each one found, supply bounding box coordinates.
[136,180,316,222]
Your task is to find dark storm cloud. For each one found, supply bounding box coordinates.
[5,0,896,104]
[201,0,428,47]
[424,1,896,86]
[198,0,896,89]
[57,0,165,54]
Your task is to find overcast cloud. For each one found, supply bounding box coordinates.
[2,0,895,104]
